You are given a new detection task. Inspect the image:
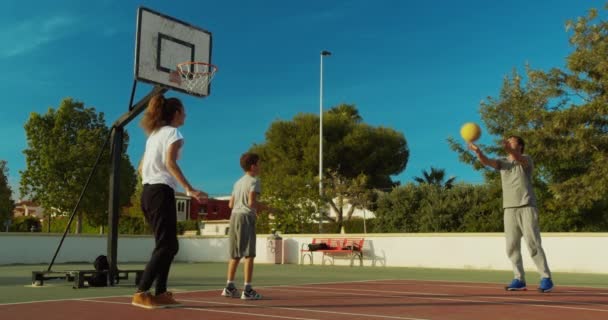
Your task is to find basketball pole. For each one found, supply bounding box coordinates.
[107,85,167,284]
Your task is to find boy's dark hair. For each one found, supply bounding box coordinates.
[509,135,525,153]
[240,152,260,172]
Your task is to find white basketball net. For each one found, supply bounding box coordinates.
[176,62,218,94]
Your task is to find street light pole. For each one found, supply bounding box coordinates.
[319,50,331,233]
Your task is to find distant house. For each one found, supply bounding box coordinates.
[12,201,45,219]
[174,193,231,235]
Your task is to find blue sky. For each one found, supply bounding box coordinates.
[0,0,600,198]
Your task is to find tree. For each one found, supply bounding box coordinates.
[0,160,14,230]
[321,170,372,233]
[20,98,137,233]
[413,167,456,189]
[251,104,409,232]
[374,183,502,233]
[448,5,608,231]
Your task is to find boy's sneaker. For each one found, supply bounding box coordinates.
[221,286,240,298]
[155,291,182,307]
[241,289,262,300]
[538,277,554,293]
[132,291,165,309]
[505,279,527,291]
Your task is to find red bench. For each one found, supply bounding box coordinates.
[300,238,365,266]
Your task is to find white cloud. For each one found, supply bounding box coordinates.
[0,14,79,58]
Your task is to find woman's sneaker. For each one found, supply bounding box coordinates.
[155,291,182,307]
[221,286,239,298]
[131,291,165,309]
[241,289,262,300]
[505,279,527,291]
[538,278,554,293]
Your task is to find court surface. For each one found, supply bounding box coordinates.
[1,263,606,320]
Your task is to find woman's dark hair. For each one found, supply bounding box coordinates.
[140,94,183,135]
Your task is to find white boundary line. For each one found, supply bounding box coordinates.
[365,279,608,294]
[268,286,608,313]
[366,278,608,290]
[0,280,384,307]
[78,299,323,320]
[178,298,431,320]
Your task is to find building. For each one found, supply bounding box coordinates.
[175,193,231,235]
[12,200,45,219]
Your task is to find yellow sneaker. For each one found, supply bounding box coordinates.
[131,291,165,309]
[155,291,182,307]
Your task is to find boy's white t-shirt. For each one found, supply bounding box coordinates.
[141,126,183,190]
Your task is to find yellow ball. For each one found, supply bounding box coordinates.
[460,122,481,142]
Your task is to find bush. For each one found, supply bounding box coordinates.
[40,216,101,234]
[118,215,151,235]
[177,219,199,235]
[10,216,41,232]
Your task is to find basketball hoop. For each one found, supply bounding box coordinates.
[174,62,218,94]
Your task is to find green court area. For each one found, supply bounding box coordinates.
[1,262,607,304]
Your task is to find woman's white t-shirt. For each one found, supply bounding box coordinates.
[141,126,183,190]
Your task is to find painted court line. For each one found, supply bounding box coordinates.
[179,298,431,320]
[78,299,322,320]
[0,279,388,307]
[364,281,608,303]
[271,286,608,313]
[369,278,608,290]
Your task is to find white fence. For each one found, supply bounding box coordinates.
[1,233,606,274]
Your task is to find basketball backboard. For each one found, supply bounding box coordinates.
[134,7,213,97]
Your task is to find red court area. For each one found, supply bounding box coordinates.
[2,280,607,320]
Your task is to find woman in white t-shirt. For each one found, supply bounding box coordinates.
[132,94,206,309]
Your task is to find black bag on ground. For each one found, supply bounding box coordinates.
[308,243,329,251]
[88,255,109,287]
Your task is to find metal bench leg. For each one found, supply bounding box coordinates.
[300,252,313,265]
[73,272,86,289]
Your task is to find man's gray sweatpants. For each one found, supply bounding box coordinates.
[504,206,551,281]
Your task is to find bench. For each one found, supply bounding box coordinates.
[32,269,143,288]
[300,238,364,266]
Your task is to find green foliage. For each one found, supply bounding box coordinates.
[252,104,408,234]
[322,170,373,233]
[413,167,456,189]
[374,183,503,233]
[123,175,144,218]
[257,174,320,234]
[339,218,376,233]
[118,215,151,235]
[20,98,137,232]
[177,220,199,235]
[447,5,608,231]
[39,214,150,235]
[9,216,41,232]
[0,160,14,228]
[40,215,100,234]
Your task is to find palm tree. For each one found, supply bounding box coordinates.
[414,167,456,189]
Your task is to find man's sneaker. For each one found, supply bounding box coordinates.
[538,277,554,293]
[221,287,239,298]
[505,279,527,291]
[131,291,165,309]
[241,289,262,300]
[155,291,182,307]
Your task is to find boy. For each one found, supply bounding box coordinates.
[221,152,263,300]
[469,136,553,293]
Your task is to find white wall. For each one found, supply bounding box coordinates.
[1,233,606,274]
